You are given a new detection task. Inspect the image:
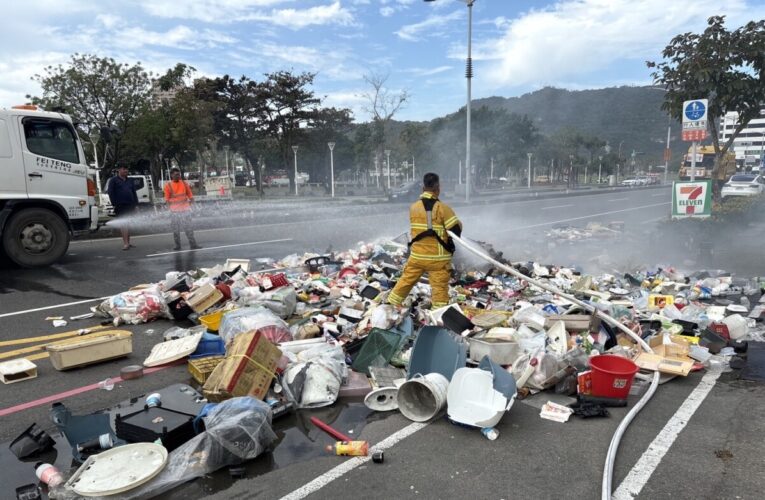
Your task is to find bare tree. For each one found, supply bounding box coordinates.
[359,72,409,190]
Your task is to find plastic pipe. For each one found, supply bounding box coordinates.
[447,231,661,500]
[309,416,354,442]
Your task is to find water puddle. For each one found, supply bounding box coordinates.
[0,383,390,499]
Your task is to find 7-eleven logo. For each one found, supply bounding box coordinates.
[679,185,704,214]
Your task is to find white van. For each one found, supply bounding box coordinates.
[0,105,98,267]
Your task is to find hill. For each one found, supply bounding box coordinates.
[473,86,686,163]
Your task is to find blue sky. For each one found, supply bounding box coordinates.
[0,0,763,122]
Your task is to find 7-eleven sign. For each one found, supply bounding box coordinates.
[672,180,712,218]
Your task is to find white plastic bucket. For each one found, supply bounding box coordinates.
[396,373,449,422]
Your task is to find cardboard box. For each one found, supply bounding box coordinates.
[46,331,133,371]
[186,283,223,313]
[203,331,281,402]
[546,314,598,332]
[634,335,694,376]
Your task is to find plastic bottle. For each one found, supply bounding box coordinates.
[35,463,64,487]
[481,427,499,441]
[325,440,369,456]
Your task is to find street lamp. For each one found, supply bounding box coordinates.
[328,142,336,198]
[384,149,391,190]
[291,145,299,196]
[424,0,474,202]
[527,153,532,189]
[598,155,603,184]
[223,145,230,176]
[569,154,574,187]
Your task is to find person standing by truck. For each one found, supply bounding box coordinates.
[164,167,200,251]
[106,164,138,250]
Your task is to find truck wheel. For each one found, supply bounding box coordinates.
[1,208,70,267]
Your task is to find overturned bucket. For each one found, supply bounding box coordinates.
[396,373,449,422]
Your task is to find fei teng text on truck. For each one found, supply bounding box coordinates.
[0,105,98,267]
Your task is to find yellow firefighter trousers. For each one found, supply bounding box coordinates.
[388,258,451,309]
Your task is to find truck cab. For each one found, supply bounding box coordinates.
[0,105,98,267]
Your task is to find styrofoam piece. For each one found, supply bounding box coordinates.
[447,367,513,428]
[143,333,203,367]
[0,358,37,384]
[224,258,251,272]
[546,321,569,356]
[65,443,168,497]
[364,387,399,411]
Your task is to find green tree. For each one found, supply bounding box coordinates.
[648,16,765,192]
[28,54,152,168]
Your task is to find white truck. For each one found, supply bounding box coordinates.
[0,105,98,267]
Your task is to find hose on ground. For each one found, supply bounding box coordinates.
[446,231,661,499]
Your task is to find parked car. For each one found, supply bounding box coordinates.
[620,177,640,187]
[721,174,765,199]
[388,181,421,203]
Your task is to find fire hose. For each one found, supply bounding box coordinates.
[447,231,660,499]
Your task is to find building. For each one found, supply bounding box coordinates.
[150,81,180,109]
[719,108,765,170]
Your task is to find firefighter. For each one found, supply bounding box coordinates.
[388,172,462,309]
[163,167,201,251]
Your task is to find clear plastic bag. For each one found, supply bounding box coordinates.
[219,306,292,346]
[282,343,348,409]
[119,397,276,499]
[94,285,171,325]
[163,325,207,341]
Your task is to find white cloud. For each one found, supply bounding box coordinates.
[322,90,369,117]
[395,10,463,41]
[407,65,454,76]
[380,7,396,17]
[479,0,765,89]
[139,0,288,20]
[241,2,356,29]
[96,14,120,28]
[138,0,355,29]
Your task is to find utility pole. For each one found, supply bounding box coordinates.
[527,153,532,189]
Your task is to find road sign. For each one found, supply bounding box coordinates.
[682,99,708,141]
[672,180,712,218]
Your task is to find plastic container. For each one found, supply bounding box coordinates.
[468,337,522,365]
[396,373,449,422]
[447,367,514,428]
[588,355,639,399]
[46,331,132,371]
[188,356,225,384]
[35,463,64,487]
[189,333,226,359]
[408,326,466,382]
[199,309,226,332]
[722,314,748,340]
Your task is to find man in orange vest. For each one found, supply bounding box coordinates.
[164,167,201,251]
[388,172,462,309]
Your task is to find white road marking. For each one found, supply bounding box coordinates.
[145,238,293,257]
[640,216,666,225]
[495,202,671,233]
[0,297,110,319]
[71,188,671,245]
[540,204,574,210]
[608,198,625,202]
[280,422,428,500]
[652,193,667,197]
[612,368,723,500]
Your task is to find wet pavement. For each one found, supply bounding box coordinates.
[3,186,765,499]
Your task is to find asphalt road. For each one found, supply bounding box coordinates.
[2,185,764,499]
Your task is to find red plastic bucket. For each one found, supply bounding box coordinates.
[588,355,639,398]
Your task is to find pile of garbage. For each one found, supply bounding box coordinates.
[8,236,765,499]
